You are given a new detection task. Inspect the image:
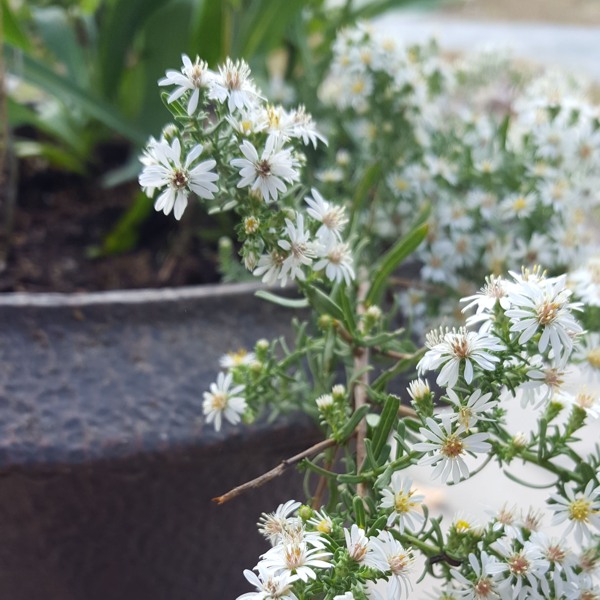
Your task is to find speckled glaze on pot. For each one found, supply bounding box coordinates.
[0,283,318,600]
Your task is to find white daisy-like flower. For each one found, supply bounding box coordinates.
[528,531,578,598]
[304,188,348,244]
[370,531,415,599]
[257,500,302,546]
[379,474,425,532]
[558,387,600,421]
[418,327,505,389]
[237,567,299,600]
[461,275,511,329]
[219,349,256,370]
[413,416,491,485]
[505,274,583,364]
[488,538,550,600]
[158,54,215,116]
[333,593,355,600]
[307,509,333,535]
[138,138,218,220]
[253,250,287,287]
[289,105,327,148]
[343,524,388,571]
[518,360,569,408]
[259,540,332,583]
[230,139,299,203]
[549,481,600,546]
[407,378,431,403]
[450,551,504,600]
[572,332,600,381]
[446,388,495,431]
[499,192,538,219]
[211,58,262,112]
[314,240,355,285]
[278,214,318,283]
[202,372,246,432]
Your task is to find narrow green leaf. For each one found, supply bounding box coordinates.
[255,290,309,309]
[338,473,366,484]
[366,223,428,306]
[337,405,370,443]
[305,284,345,321]
[371,394,400,464]
[503,469,557,489]
[537,418,548,461]
[14,140,86,173]
[367,514,388,537]
[353,496,366,529]
[336,284,357,333]
[303,459,338,479]
[349,163,382,233]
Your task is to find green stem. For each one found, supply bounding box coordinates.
[517,450,584,484]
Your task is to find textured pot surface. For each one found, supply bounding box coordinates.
[0,283,318,600]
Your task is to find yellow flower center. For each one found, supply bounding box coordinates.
[569,498,592,522]
[441,434,464,458]
[454,519,471,533]
[394,490,415,514]
[388,553,410,574]
[316,519,331,534]
[513,196,527,211]
[587,348,600,369]
[210,392,228,411]
[351,80,365,94]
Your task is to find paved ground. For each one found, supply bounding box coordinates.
[372,12,600,80]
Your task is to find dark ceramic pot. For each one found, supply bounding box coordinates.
[0,283,319,600]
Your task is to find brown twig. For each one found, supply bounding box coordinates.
[212,437,337,505]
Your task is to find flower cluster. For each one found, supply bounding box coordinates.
[139,55,354,289]
[319,24,600,333]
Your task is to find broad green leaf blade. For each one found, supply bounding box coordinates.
[371,394,400,464]
[255,290,309,309]
[13,49,147,145]
[97,0,167,99]
[366,223,428,306]
[1,0,33,51]
[32,7,89,86]
[190,0,226,65]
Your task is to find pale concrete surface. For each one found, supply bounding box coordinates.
[371,12,600,80]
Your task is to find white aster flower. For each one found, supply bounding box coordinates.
[158,54,215,116]
[231,139,299,203]
[289,105,327,148]
[418,327,505,389]
[219,349,256,370]
[307,509,333,535]
[259,540,332,583]
[278,214,318,283]
[558,387,600,421]
[138,138,218,220]
[528,531,578,598]
[343,524,388,571]
[413,416,491,485]
[488,538,550,600]
[370,531,415,599]
[379,474,425,532]
[314,241,355,285]
[304,188,348,244]
[490,503,522,539]
[506,274,583,364]
[202,372,246,432]
[446,388,495,431]
[549,481,600,546]
[257,500,302,546]
[333,593,355,600]
[518,359,569,408]
[572,332,600,381]
[211,58,262,112]
[237,567,299,600]
[450,551,504,600]
[461,275,511,329]
[253,250,287,286]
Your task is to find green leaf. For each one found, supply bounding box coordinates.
[353,496,366,529]
[349,163,382,233]
[371,394,400,464]
[305,284,345,321]
[367,514,388,537]
[190,0,226,65]
[12,49,147,145]
[32,7,89,86]
[255,290,309,309]
[336,284,357,334]
[372,348,425,392]
[14,140,87,173]
[537,418,548,461]
[100,192,153,256]
[338,473,366,484]
[1,0,33,51]
[337,405,370,443]
[366,223,428,306]
[97,0,167,99]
